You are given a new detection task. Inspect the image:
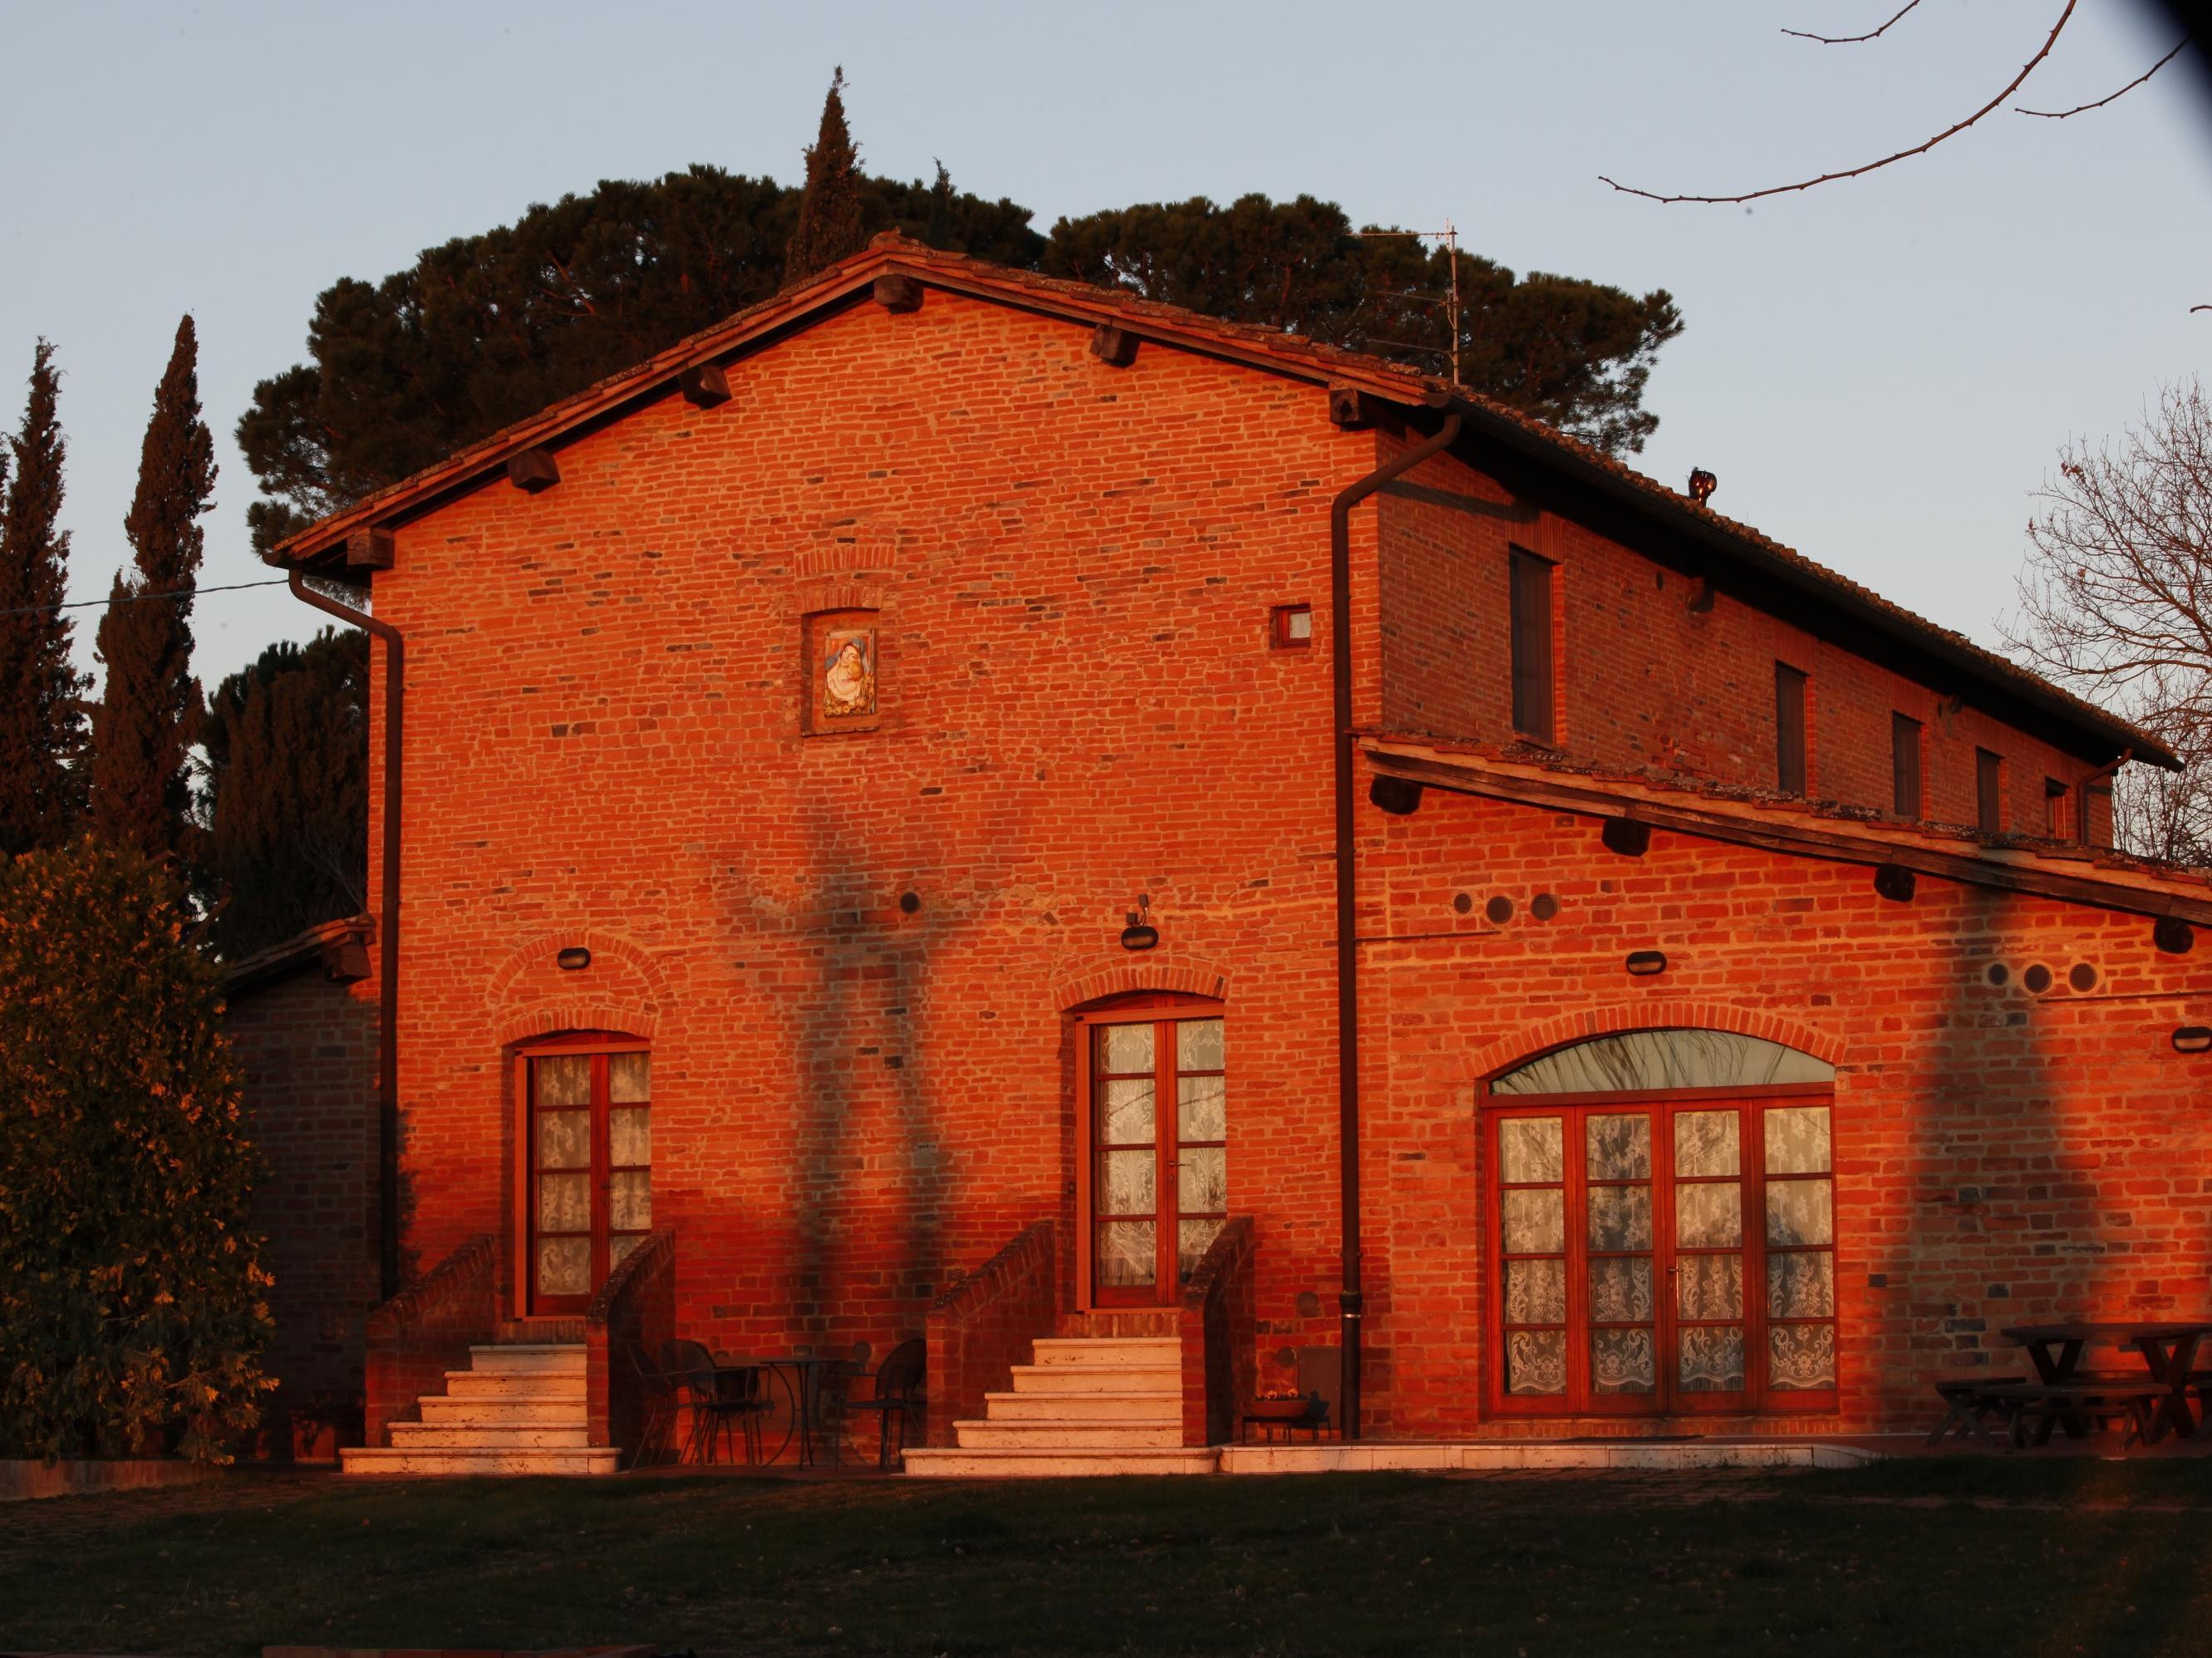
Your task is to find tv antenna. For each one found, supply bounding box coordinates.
[1355,219,1462,387]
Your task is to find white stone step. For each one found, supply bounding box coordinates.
[388,1422,592,1449]
[1030,1336,1181,1366]
[419,1395,585,1426]
[468,1344,585,1373]
[953,1419,1183,1449]
[982,1390,1179,1423]
[339,1445,619,1477]
[1010,1364,1179,1395]
[444,1370,587,1399]
[903,1446,1219,1478]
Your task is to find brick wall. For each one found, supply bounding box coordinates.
[366,290,1361,1370]
[337,279,2195,1441]
[1377,443,2116,839]
[224,962,379,1457]
[1357,775,2211,1434]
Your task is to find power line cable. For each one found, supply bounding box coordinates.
[0,578,288,622]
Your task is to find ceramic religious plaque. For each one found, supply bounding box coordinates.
[809,613,880,731]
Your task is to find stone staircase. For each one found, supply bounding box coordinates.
[340,1344,618,1476]
[904,1334,1218,1476]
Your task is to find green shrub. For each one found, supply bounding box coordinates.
[0,838,273,1460]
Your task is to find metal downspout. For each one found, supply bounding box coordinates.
[287,568,405,1301]
[1329,411,1463,1441]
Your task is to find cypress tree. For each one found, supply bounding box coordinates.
[783,67,868,287]
[0,342,86,857]
[91,317,215,862]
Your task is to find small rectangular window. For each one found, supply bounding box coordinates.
[1510,549,1555,744]
[1890,714,1923,818]
[1271,603,1312,649]
[1775,664,1808,795]
[1975,749,2003,833]
[2044,778,2070,839]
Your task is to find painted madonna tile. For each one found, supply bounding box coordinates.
[819,626,877,721]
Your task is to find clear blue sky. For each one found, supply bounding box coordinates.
[2,0,2206,693]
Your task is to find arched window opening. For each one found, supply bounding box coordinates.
[1490,1027,1834,1095]
[1484,1028,1836,1417]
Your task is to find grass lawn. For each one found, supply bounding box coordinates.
[3,1457,2211,1656]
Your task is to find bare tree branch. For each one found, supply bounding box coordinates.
[2018,37,2189,117]
[2002,378,2212,863]
[1781,2,1921,47]
[1600,2,2074,205]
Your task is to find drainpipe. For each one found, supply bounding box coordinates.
[287,568,405,1301]
[1330,410,1462,1441]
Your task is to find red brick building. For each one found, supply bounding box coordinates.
[260,234,2212,1467]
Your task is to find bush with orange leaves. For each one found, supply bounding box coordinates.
[0,839,273,1462]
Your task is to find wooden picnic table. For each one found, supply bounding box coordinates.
[1998,1321,2212,1444]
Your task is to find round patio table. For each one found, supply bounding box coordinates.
[715,1353,849,1466]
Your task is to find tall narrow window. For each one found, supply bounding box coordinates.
[2044,778,2071,839]
[1775,664,1808,795]
[519,1038,652,1316]
[1890,714,1923,818]
[1975,748,2003,833]
[1079,996,1227,1308]
[1510,549,1556,744]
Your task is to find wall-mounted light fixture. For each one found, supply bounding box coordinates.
[1873,863,1917,903]
[2154,917,2195,956]
[1369,776,1423,816]
[1121,894,1158,952]
[1625,950,1668,977]
[2173,1026,2212,1055]
[1601,819,1651,858]
[556,947,592,972]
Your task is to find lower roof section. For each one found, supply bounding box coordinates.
[1364,736,2212,926]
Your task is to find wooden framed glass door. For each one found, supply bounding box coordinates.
[1489,1090,1835,1415]
[519,1040,652,1316]
[1079,1001,1226,1307]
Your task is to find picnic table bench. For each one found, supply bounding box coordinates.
[1929,1319,2212,1451]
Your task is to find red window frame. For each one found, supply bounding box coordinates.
[510,1032,651,1319]
[1072,993,1226,1310]
[1482,1082,1839,1419]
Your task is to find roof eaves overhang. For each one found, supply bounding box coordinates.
[1366,737,2212,925]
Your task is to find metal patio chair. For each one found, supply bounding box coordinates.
[625,1341,682,1469]
[839,1338,927,1469]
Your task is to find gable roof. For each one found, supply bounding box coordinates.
[271,233,2176,772]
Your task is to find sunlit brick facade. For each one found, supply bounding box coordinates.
[257,237,2210,1444]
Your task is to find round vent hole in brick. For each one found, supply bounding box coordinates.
[1485,896,1514,925]
[2024,965,2053,994]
